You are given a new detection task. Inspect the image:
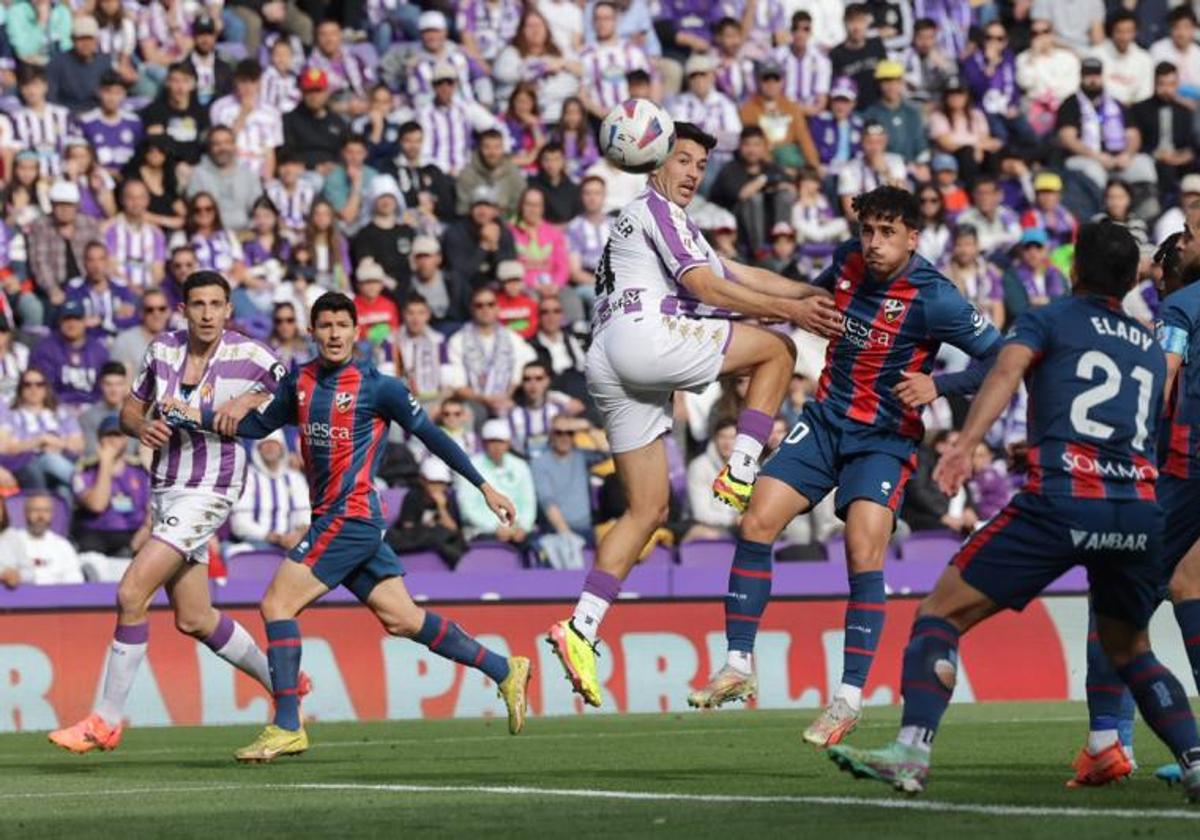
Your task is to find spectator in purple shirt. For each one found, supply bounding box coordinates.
[967,442,1015,522]
[960,20,1037,150]
[78,71,144,175]
[72,414,150,558]
[29,300,111,407]
[550,97,600,181]
[64,241,139,341]
[0,368,84,493]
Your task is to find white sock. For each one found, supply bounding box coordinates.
[898,725,934,754]
[571,592,610,643]
[726,650,753,674]
[212,620,273,690]
[728,435,764,483]
[1087,729,1120,754]
[95,639,148,726]
[835,683,863,711]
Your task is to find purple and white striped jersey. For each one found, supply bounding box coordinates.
[565,214,611,272]
[408,46,477,106]
[306,49,374,98]
[131,329,286,500]
[416,100,499,176]
[507,399,564,458]
[0,342,30,404]
[456,0,522,63]
[136,2,190,63]
[715,53,757,103]
[772,45,831,108]
[98,18,138,57]
[170,229,244,273]
[667,90,743,155]
[591,187,736,334]
[209,95,284,177]
[713,0,787,48]
[105,215,167,290]
[260,66,300,113]
[77,109,144,172]
[265,179,316,240]
[10,104,74,177]
[580,41,650,113]
[231,461,311,540]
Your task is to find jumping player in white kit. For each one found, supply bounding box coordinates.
[50,270,304,753]
[545,121,844,705]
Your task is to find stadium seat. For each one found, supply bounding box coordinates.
[5,493,70,534]
[216,42,248,62]
[677,539,735,567]
[899,530,965,563]
[378,487,408,527]
[395,551,449,573]
[455,541,526,573]
[224,550,284,581]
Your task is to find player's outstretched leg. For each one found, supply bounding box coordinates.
[689,477,808,710]
[1071,605,1136,787]
[547,440,670,707]
[369,577,531,735]
[1157,549,1200,785]
[712,325,796,513]
[805,501,893,747]
[49,540,184,754]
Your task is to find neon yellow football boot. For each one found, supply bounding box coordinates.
[497,656,532,735]
[234,724,308,763]
[712,465,754,513]
[545,619,601,707]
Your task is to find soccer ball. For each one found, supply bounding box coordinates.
[599,99,676,174]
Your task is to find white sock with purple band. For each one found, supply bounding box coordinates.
[730,409,773,483]
[95,622,149,726]
[203,613,273,689]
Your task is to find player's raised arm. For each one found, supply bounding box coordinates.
[678,265,843,337]
[193,373,298,439]
[376,374,516,525]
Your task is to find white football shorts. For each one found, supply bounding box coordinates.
[151,489,234,564]
[587,312,732,454]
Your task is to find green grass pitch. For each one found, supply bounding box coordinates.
[3,702,1198,838]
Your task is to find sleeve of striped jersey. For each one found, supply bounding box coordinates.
[248,345,288,395]
[925,283,1003,358]
[810,239,857,291]
[130,343,156,403]
[376,376,487,487]
[645,201,710,281]
[206,371,297,438]
[1157,296,1193,360]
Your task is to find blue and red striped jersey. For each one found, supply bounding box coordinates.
[1009,295,1165,501]
[232,356,484,525]
[812,239,1001,440]
[1156,282,1200,480]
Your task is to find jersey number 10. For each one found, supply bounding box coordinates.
[1069,350,1155,452]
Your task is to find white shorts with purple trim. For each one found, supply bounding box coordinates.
[150,489,234,564]
[587,312,731,454]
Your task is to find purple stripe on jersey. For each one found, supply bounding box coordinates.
[213,438,236,494]
[646,194,705,274]
[165,433,182,480]
[210,358,273,383]
[268,474,279,532]
[186,430,207,487]
[251,472,261,524]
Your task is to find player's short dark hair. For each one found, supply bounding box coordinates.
[1155,231,1187,288]
[1106,9,1137,36]
[852,186,921,231]
[674,121,717,152]
[183,270,231,302]
[398,120,422,139]
[310,291,358,326]
[99,361,128,379]
[1074,221,1139,297]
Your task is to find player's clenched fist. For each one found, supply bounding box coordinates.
[892,371,938,409]
[787,294,844,339]
[481,484,517,527]
[138,417,173,449]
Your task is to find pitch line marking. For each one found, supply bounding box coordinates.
[0,782,1196,821]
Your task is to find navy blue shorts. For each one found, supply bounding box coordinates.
[953,493,1163,629]
[288,515,405,602]
[760,400,919,519]
[1158,475,1200,582]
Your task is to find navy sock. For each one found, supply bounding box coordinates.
[842,571,886,689]
[900,617,960,734]
[416,612,510,684]
[1174,599,1200,691]
[1117,651,1200,764]
[266,620,302,731]
[725,539,773,656]
[1084,608,1135,749]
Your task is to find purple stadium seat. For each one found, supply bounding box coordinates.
[224,550,284,581]
[899,530,965,564]
[396,551,449,573]
[379,487,408,527]
[678,539,735,567]
[216,42,247,62]
[455,541,525,573]
[5,493,70,534]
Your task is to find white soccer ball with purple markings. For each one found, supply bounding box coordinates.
[599,98,676,174]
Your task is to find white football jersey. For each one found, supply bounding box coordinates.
[591,187,736,332]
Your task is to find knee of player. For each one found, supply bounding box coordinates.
[173,610,210,638]
[1168,567,1200,603]
[776,332,798,364]
[739,508,782,543]
[116,579,151,620]
[844,535,887,572]
[382,610,424,639]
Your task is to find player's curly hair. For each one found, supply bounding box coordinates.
[1155,231,1185,287]
[851,186,921,230]
[1075,221,1139,298]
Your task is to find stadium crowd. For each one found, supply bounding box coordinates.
[0,0,1192,583]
